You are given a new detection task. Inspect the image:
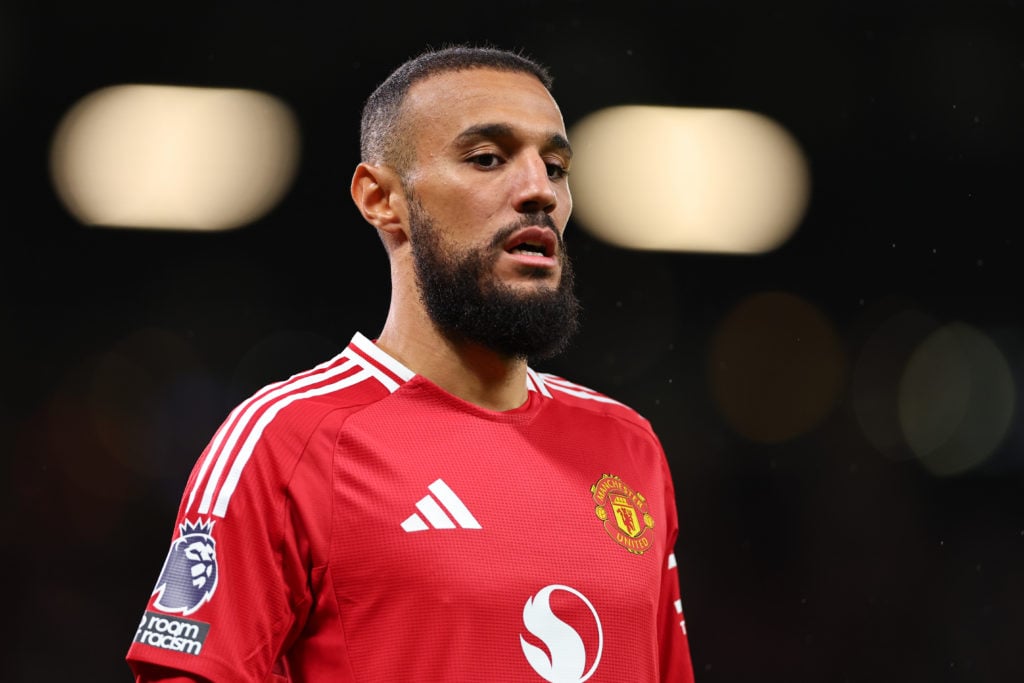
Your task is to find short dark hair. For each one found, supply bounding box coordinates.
[359,44,554,172]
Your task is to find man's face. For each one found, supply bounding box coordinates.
[399,68,580,360]
[408,193,580,361]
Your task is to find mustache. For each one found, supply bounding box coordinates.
[488,212,562,250]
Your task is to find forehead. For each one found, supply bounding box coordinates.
[402,68,567,152]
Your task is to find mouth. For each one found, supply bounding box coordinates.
[503,226,557,259]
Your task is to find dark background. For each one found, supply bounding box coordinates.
[3,1,1023,681]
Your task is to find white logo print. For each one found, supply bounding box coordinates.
[401,478,482,532]
[520,585,603,683]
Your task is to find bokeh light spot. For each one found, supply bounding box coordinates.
[708,291,846,443]
[898,322,1015,476]
[50,84,300,231]
[851,303,941,461]
[568,105,810,254]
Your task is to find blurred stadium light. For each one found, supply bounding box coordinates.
[50,84,300,231]
[568,105,810,254]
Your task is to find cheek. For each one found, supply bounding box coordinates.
[554,187,573,226]
[423,203,495,251]
[447,196,505,233]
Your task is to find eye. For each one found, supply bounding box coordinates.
[546,161,569,180]
[469,153,504,169]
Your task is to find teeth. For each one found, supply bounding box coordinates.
[506,233,551,256]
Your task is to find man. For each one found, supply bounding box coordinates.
[127,45,695,682]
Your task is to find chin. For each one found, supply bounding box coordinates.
[508,265,561,284]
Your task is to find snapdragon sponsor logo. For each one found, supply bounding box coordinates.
[134,611,210,655]
[521,585,603,683]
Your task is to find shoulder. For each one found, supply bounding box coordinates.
[529,369,655,433]
[182,342,404,519]
[225,342,411,454]
[254,331,414,430]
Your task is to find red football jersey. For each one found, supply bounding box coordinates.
[126,333,694,682]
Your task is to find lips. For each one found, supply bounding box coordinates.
[503,226,557,258]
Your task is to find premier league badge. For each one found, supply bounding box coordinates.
[152,518,219,616]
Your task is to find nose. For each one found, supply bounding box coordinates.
[512,154,558,215]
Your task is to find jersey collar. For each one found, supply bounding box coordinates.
[348,331,549,397]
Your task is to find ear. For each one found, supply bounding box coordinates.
[350,162,407,238]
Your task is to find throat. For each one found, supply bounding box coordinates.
[429,339,531,411]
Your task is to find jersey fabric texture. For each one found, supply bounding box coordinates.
[126,332,694,682]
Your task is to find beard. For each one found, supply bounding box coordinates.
[408,197,581,362]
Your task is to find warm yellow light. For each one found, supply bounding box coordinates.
[568,106,810,253]
[50,84,301,231]
[707,291,846,443]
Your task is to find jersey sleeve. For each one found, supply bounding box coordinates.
[126,407,323,683]
[132,661,212,682]
[656,442,696,682]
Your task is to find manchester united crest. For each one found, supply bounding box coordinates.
[591,474,655,555]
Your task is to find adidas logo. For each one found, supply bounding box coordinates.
[401,478,481,532]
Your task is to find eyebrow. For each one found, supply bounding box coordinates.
[454,122,573,159]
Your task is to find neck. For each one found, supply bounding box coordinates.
[375,307,530,413]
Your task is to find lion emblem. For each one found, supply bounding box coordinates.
[152,518,218,616]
